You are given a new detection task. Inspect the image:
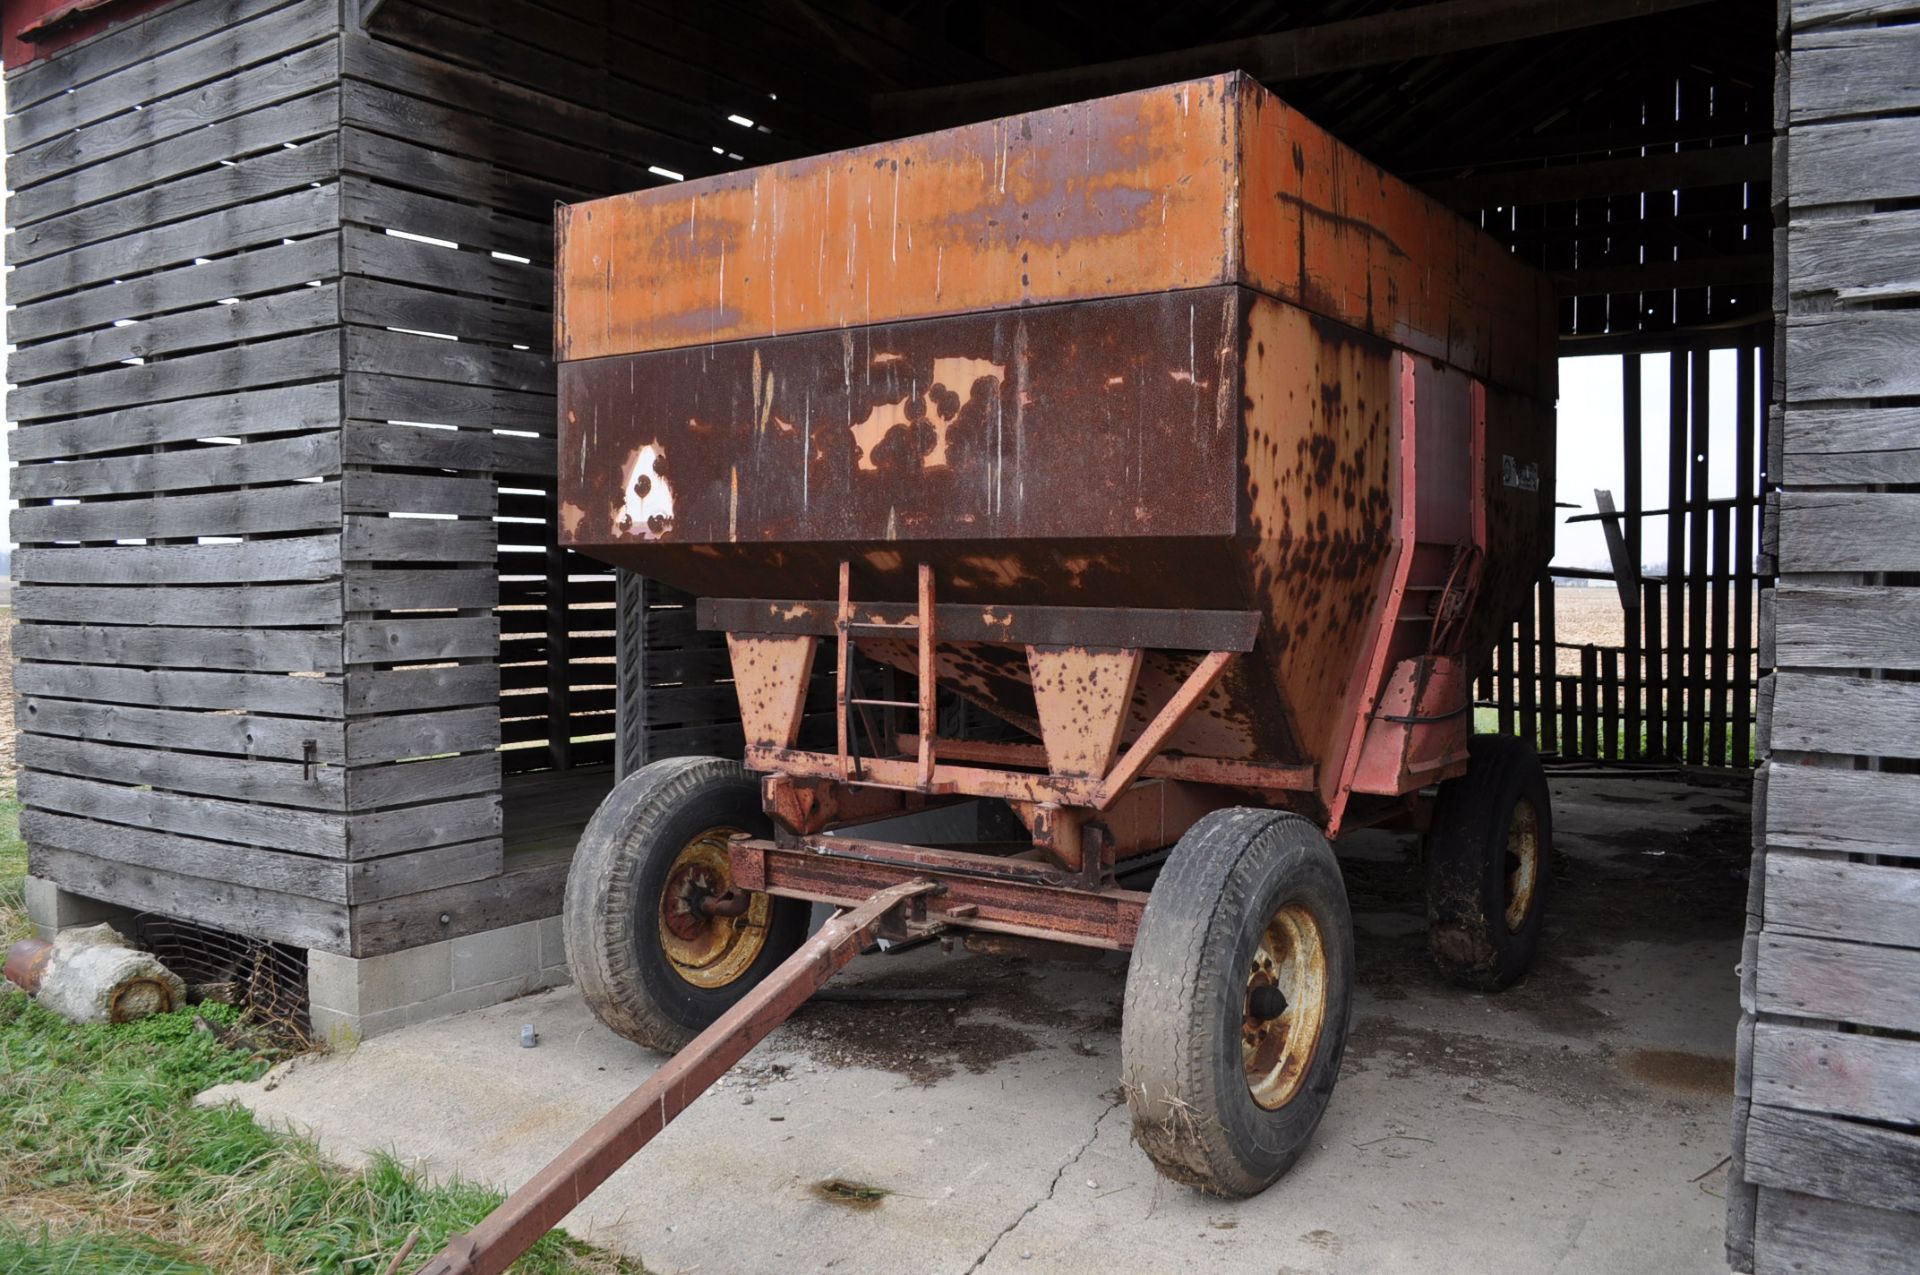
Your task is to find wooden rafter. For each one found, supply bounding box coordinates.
[1419,143,1769,212]
[874,0,1719,133]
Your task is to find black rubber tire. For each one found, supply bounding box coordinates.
[562,756,809,1052]
[1120,808,1354,1198]
[1424,734,1553,991]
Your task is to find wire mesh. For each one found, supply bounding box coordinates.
[132,914,312,1046]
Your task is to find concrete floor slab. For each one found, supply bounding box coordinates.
[206,776,1749,1274]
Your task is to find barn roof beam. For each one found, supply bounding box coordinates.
[1417,142,1768,211]
[873,0,1718,134]
[1551,252,1772,298]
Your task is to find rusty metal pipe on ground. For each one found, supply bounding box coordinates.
[3,937,52,993]
[5,928,186,1024]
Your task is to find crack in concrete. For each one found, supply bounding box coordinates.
[962,1095,1126,1274]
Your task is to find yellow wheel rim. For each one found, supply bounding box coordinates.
[657,826,772,989]
[1242,902,1329,1110]
[1503,799,1540,932]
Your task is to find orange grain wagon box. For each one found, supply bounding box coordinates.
[530,71,1557,1225]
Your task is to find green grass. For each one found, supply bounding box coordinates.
[1,786,27,948]
[1471,708,1757,768]
[0,792,640,1275]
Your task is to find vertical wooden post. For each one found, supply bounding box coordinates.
[1732,341,1757,767]
[1709,504,1732,766]
[1687,347,1712,765]
[544,496,574,773]
[1496,619,1516,737]
[1518,588,1539,749]
[1623,354,1644,760]
[1537,575,1558,754]
[1560,674,1579,762]
[1580,645,1600,761]
[1601,648,1620,761]
[1665,349,1688,760]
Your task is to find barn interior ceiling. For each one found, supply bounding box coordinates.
[864,0,1778,341]
[395,0,1771,341]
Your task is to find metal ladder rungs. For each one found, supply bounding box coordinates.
[836,560,939,788]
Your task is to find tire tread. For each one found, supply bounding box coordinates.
[562,756,792,1051]
[1122,808,1352,1196]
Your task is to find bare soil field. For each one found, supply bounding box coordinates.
[1545,585,1759,683]
[1552,585,1627,652]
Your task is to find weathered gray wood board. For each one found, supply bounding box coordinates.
[1765,854,1920,949]
[6,0,787,963]
[5,1,499,960]
[1752,1023,1920,1127]
[1733,1,1920,1267]
[1755,1189,1920,1275]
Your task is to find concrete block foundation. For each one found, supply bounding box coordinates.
[23,874,138,942]
[308,917,571,1044]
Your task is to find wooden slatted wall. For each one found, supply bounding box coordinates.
[1728,2,1920,1270]
[3,0,885,959]
[335,0,862,945]
[356,0,862,797]
[7,0,360,951]
[1441,46,1771,772]
[1474,338,1767,769]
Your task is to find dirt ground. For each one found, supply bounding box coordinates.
[1552,586,1628,654]
[1545,585,1760,691]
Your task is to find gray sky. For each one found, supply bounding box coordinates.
[1554,351,1756,573]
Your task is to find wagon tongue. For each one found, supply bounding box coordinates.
[408,880,939,1275]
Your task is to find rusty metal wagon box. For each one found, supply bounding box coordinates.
[553,71,1555,831]
[509,70,1565,1230]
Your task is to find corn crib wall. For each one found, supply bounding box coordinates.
[1723,2,1920,1271]
[4,0,846,957]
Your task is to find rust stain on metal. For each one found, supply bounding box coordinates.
[1242,902,1330,1110]
[731,837,1147,951]
[613,441,675,540]
[556,74,1552,398]
[1026,645,1142,778]
[848,356,1006,472]
[725,634,818,749]
[4,938,52,994]
[556,77,1243,362]
[562,288,1240,564]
